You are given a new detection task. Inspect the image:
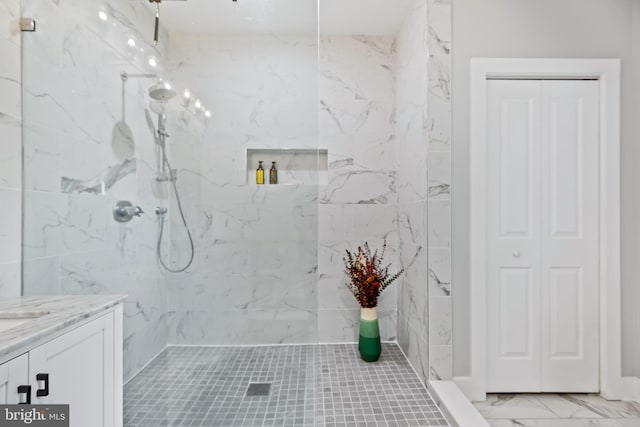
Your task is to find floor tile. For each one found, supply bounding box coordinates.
[477,393,640,427]
[488,419,630,427]
[124,344,448,426]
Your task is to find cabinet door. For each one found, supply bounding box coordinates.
[30,312,114,427]
[0,353,28,404]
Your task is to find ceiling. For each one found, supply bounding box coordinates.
[152,0,411,35]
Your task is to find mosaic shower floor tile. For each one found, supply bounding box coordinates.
[124,343,448,426]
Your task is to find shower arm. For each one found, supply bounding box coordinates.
[120,71,158,82]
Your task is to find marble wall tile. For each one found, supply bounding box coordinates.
[428,151,451,199]
[0,189,21,263]
[22,256,61,296]
[169,33,318,142]
[428,54,451,103]
[164,32,321,346]
[22,192,106,259]
[0,0,22,298]
[395,0,431,383]
[0,262,21,298]
[22,124,62,192]
[0,117,21,189]
[426,0,452,381]
[398,315,430,385]
[429,296,452,346]
[428,200,451,248]
[427,101,452,152]
[0,0,21,119]
[429,247,451,297]
[429,344,453,381]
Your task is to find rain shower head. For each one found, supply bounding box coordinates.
[149,81,176,101]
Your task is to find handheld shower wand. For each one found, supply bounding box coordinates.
[147,82,195,273]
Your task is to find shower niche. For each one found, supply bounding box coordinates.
[245,148,328,185]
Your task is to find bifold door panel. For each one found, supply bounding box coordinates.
[486,80,599,393]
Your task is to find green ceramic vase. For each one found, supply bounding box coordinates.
[359,307,381,362]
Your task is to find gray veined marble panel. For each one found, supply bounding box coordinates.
[429,247,451,297]
[428,54,451,103]
[23,123,62,192]
[425,0,452,383]
[429,296,452,346]
[428,101,452,151]
[428,200,451,248]
[22,256,61,296]
[429,345,452,381]
[0,0,21,120]
[427,1,452,55]
[0,189,21,264]
[23,191,106,259]
[320,167,393,205]
[0,262,20,298]
[0,115,21,189]
[476,393,640,423]
[428,151,451,199]
[61,158,136,194]
[487,420,634,427]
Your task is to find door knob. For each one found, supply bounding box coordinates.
[512,251,521,258]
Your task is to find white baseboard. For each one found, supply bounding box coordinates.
[621,376,640,403]
[428,380,490,427]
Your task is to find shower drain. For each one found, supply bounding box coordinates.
[245,383,271,397]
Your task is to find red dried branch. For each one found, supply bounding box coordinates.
[343,240,404,308]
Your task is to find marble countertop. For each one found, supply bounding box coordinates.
[0,295,126,365]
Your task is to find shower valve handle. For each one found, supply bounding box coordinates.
[113,201,144,223]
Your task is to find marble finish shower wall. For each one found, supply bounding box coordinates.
[395,0,430,383]
[0,0,21,298]
[396,0,452,385]
[20,0,171,382]
[317,35,399,342]
[426,0,453,382]
[165,33,320,345]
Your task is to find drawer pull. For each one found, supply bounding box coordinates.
[36,373,49,397]
[17,385,31,404]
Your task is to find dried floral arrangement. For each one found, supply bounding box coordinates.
[343,241,404,308]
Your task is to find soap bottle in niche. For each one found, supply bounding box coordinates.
[256,161,265,185]
[269,161,278,184]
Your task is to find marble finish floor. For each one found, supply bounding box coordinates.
[124,344,448,426]
[474,393,640,426]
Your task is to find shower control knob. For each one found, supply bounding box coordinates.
[113,200,144,223]
[512,251,521,258]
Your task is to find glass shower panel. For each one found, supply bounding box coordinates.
[21,0,320,382]
[21,0,172,381]
[164,2,320,346]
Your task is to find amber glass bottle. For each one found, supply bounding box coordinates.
[256,161,265,184]
[269,161,278,184]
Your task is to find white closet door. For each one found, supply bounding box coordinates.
[486,79,599,392]
[487,80,543,392]
[540,81,599,392]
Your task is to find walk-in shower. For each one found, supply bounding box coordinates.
[16,0,450,424]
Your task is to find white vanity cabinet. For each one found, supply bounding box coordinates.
[0,353,28,404]
[0,302,123,427]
